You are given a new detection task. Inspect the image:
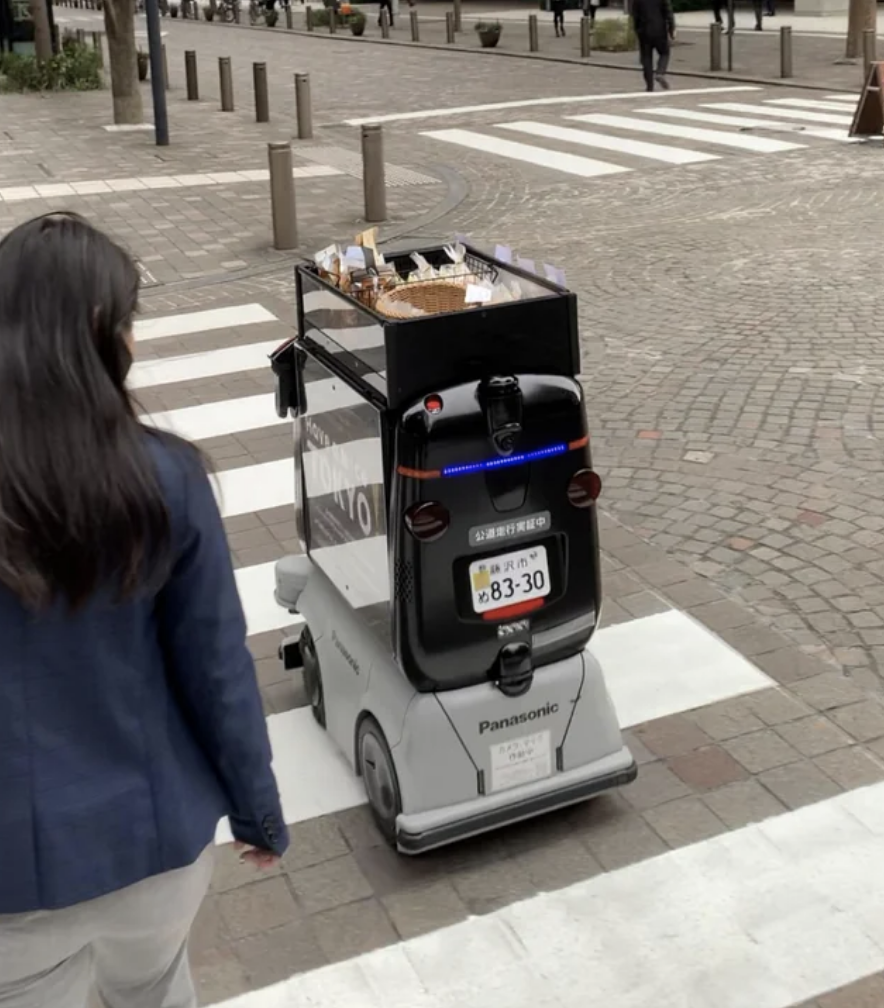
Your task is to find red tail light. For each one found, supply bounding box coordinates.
[567,469,602,508]
[404,501,450,542]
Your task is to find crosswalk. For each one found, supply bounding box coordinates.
[133,298,884,1008]
[423,93,859,181]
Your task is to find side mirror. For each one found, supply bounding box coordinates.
[269,337,302,419]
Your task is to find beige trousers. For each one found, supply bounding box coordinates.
[0,846,214,1008]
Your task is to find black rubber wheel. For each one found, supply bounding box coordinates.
[357,716,402,847]
[300,626,325,728]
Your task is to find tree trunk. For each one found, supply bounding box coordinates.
[103,0,143,124]
[845,0,876,60]
[29,0,52,62]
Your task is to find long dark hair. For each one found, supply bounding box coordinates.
[0,213,174,610]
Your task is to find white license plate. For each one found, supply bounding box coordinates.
[490,730,552,793]
[468,545,550,614]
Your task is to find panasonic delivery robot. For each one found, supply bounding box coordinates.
[271,244,636,853]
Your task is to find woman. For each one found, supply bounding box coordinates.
[0,213,288,1008]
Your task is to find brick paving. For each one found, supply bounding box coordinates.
[7,16,884,1001]
[76,1,870,94]
[131,278,884,1002]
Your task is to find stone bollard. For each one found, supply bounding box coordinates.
[779,24,792,78]
[361,124,386,223]
[219,56,234,111]
[295,72,313,139]
[253,62,269,122]
[268,143,298,250]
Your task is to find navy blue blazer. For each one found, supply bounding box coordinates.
[0,432,289,914]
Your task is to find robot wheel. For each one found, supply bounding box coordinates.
[300,626,325,729]
[357,715,402,847]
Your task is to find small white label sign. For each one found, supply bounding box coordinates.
[465,283,492,305]
[490,730,552,793]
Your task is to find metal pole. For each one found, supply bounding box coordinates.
[863,28,876,77]
[162,43,169,90]
[76,27,85,43]
[219,56,234,112]
[779,24,792,78]
[305,4,313,29]
[329,7,336,30]
[253,62,269,122]
[144,0,169,146]
[709,22,721,71]
[453,0,461,31]
[361,124,387,223]
[380,6,389,36]
[285,4,292,26]
[445,10,454,41]
[528,12,538,50]
[410,8,419,40]
[185,50,199,100]
[91,31,103,65]
[580,13,590,55]
[268,143,298,251]
[726,0,734,71]
[295,72,313,138]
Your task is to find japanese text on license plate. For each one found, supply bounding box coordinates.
[490,730,552,792]
[469,545,550,615]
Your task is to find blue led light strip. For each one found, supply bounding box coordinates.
[442,443,567,478]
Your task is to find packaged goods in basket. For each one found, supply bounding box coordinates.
[312,231,535,319]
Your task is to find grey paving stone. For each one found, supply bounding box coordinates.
[310,897,399,963]
[758,760,843,811]
[644,796,728,849]
[218,876,302,941]
[233,922,327,985]
[723,729,802,774]
[702,779,787,830]
[813,747,884,790]
[281,816,351,872]
[829,699,884,743]
[287,854,375,915]
[776,716,854,758]
[620,761,692,811]
[382,880,470,941]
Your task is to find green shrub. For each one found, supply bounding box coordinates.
[591,16,636,50]
[309,5,359,24]
[0,43,102,92]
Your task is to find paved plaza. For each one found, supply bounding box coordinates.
[6,9,884,1007]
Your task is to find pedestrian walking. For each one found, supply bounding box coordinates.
[378,0,393,27]
[582,0,596,21]
[631,0,675,91]
[0,212,288,1008]
[552,0,566,36]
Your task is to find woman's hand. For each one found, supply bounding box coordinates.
[234,841,280,870]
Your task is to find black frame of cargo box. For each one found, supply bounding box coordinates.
[294,242,580,415]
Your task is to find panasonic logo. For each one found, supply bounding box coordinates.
[479,703,559,735]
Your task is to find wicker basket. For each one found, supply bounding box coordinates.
[374,279,468,319]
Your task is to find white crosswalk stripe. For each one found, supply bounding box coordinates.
[498,120,720,164]
[130,340,280,388]
[129,300,884,1008]
[767,97,864,113]
[707,102,854,126]
[420,93,860,183]
[569,113,805,152]
[134,303,277,341]
[643,106,853,142]
[423,128,630,178]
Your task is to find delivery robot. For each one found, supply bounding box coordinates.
[271,244,636,853]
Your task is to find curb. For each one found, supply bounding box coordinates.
[170,16,856,95]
